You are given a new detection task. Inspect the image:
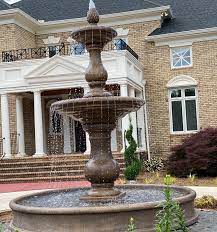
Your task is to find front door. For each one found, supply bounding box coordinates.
[74,121,86,153]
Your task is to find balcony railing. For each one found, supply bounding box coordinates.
[2,39,138,62]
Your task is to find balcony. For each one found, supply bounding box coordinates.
[2,39,138,63]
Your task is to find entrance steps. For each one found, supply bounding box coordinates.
[0,153,125,183]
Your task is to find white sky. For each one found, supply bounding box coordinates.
[4,0,22,4]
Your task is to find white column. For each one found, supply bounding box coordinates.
[84,86,91,154]
[129,86,138,145]
[120,84,130,152]
[111,129,117,152]
[63,116,72,154]
[1,94,11,158]
[16,96,26,157]
[33,91,46,157]
[136,91,146,151]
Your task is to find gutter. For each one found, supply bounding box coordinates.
[146,26,217,46]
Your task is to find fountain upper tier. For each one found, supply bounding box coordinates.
[52,96,144,126]
[72,5,117,50]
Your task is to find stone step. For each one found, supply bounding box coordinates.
[0,157,124,168]
[0,167,125,178]
[0,163,126,173]
[0,175,86,183]
[0,174,124,184]
[0,153,124,163]
[0,170,85,178]
[0,154,125,183]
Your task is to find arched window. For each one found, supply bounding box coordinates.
[167,75,199,133]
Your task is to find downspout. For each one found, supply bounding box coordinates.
[142,81,151,161]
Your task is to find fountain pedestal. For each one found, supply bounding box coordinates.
[81,124,123,200]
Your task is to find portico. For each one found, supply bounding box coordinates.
[0,51,146,158]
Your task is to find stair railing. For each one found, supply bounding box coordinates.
[0,137,5,160]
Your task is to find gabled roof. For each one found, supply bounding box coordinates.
[0,0,11,10]
[8,0,217,36]
[12,0,163,21]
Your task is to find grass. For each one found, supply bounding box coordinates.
[135,171,217,187]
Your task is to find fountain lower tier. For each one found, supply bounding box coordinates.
[51,96,144,200]
[9,185,198,232]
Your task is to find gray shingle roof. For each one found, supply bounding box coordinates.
[12,0,161,21]
[10,0,217,35]
[0,0,11,10]
[150,0,217,35]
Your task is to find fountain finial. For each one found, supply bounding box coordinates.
[87,0,99,25]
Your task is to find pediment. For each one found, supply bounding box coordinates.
[25,55,85,79]
[167,75,198,88]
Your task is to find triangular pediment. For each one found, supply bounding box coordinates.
[25,55,85,80]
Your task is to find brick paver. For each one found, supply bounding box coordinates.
[0,181,90,193]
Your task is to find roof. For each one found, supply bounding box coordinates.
[12,0,163,21]
[0,0,11,10]
[150,0,217,35]
[9,0,217,35]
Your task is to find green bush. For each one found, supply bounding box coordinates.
[128,217,136,232]
[155,175,189,232]
[124,160,141,180]
[124,120,142,181]
[144,157,164,173]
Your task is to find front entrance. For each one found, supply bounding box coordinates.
[75,121,86,153]
[43,88,87,155]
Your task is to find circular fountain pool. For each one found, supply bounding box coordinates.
[10,185,198,232]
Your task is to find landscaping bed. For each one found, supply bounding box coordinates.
[136,171,217,187]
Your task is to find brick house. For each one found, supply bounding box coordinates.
[0,0,216,161]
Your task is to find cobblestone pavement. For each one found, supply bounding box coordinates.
[0,210,216,231]
[189,210,217,232]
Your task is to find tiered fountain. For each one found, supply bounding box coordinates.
[9,1,198,231]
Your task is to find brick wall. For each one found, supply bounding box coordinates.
[23,97,35,155]
[144,40,217,157]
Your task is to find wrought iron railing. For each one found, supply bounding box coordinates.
[2,39,138,62]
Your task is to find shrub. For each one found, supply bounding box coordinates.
[124,120,142,181]
[195,195,217,209]
[167,128,217,177]
[155,175,189,232]
[144,157,164,173]
[128,217,136,232]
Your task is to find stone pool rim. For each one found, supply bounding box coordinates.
[10,184,196,215]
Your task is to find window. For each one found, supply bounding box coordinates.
[171,47,192,69]
[169,87,198,133]
[114,38,127,50]
[71,42,85,55]
[48,46,57,58]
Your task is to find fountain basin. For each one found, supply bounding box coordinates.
[9,185,198,232]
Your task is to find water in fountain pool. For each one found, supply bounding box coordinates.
[17,186,185,208]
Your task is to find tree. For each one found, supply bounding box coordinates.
[124,119,141,180]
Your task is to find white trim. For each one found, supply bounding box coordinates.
[0,6,170,34]
[170,46,193,70]
[168,87,199,134]
[147,27,217,47]
[167,75,197,88]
